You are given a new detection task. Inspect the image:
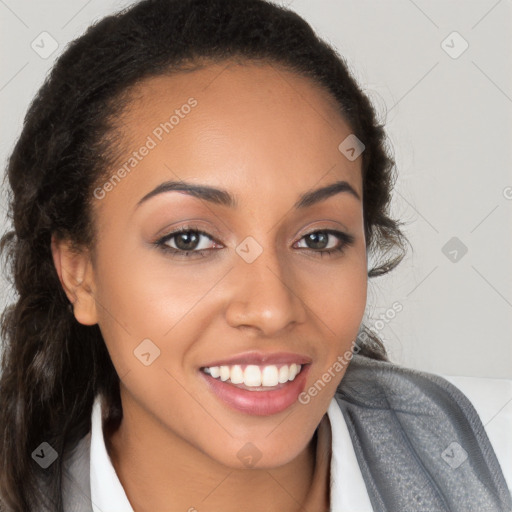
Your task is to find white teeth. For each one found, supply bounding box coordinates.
[278,365,289,383]
[203,363,303,387]
[244,365,261,386]
[262,365,279,386]
[209,366,220,378]
[220,365,230,381]
[230,365,244,384]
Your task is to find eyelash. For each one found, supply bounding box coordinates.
[154,225,355,259]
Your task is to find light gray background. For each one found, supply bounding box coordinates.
[1,0,511,378]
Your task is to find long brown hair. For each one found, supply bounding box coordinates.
[0,0,406,509]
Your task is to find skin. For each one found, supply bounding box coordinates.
[51,60,367,511]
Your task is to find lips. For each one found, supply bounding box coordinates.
[198,350,312,416]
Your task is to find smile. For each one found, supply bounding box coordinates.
[200,363,310,416]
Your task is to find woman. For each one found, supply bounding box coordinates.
[0,0,510,511]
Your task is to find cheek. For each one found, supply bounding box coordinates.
[299,245,367,389]
[314,276,367,374]
[300,247,367,337]
[93,231,200,327]
[329,269,367,335]
[91,237,225,376]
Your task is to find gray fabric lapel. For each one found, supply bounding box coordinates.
[335,354,512,512]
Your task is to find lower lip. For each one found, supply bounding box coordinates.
[200,365,310,416]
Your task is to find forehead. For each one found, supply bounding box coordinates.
[96,60,362,212]
[123,59,344,128]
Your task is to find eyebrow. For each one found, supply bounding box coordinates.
[135,179,360,210]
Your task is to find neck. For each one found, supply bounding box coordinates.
[105,391,331,512]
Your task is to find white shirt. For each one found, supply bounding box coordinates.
[89,376,512,512]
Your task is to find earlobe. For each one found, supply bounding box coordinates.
[50,234,98,326]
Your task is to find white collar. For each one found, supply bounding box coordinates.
[89,396,133,512]
[89,395,373,511]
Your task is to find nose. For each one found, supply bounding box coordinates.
[224,244,307,337]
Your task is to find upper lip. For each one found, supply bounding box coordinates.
[201,351,312,368]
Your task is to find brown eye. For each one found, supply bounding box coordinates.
[155,226,222,259]
[161,229,217,252]
[173,231,201,251]
[295,229,355,256]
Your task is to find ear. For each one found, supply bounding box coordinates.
[50,233,98,326]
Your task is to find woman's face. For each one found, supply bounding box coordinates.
[68,61,367,468]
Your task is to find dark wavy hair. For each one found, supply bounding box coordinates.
[0,0,406,509]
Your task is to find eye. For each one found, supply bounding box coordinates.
[155,226,222,258]
[294,229,354,256]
